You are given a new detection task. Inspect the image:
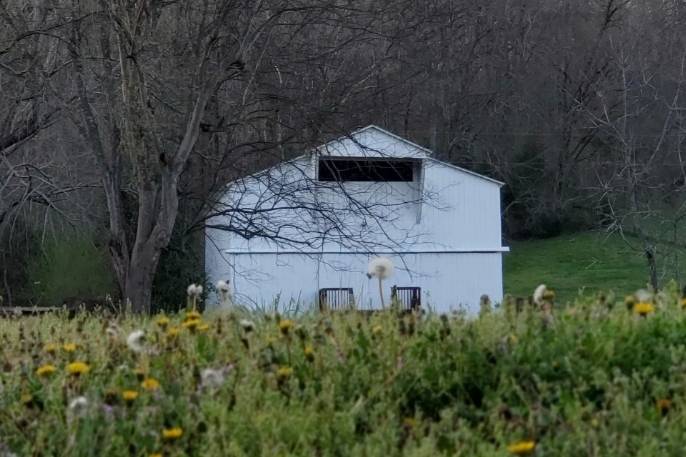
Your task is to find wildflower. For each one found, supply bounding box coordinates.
[240,319,255,332]
[122,390,139,402]
[182,318,201,331]
[185,310,201,321]
[624,295,636,311]
[276,366,293,383]
[44,343,58,354]
[657,398,672,416]
[141,377,160,391]
[279,319,294,336]
[367,256,394,308]
[66,361,90,376]
[166,327,180,338]
[155,316,170,328]
[366,256,394,280]
[372,325,383,335]
[200,367,229,390]
[187,284,203,297]
[68,396,89,417]
[507,440,536,455]
[149,453,163,457]
[126,330,146,353]
[304,345,315,362]
[36,364,57,377]
[216,280,230,293]
[63,343,77,353]
[197,323,210,332]
[635,289,653,303]
[634,302,655,317]
[681,297,686,309]
[533,285,547,307]
[162,427,183,440]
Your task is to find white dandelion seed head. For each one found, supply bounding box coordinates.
[240,319,255,332]
[187,284,203,297]
[126,329,146,353]
[635,288,653,303]
[200,368,226,390]
[68,396,89,417]
[216,280,230,293]
[367,256,394,280]
[533,284,547,306]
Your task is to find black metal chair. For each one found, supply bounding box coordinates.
[318,288,355,311]
[391,286,421,312]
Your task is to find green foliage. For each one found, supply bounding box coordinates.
[3,290,686,455]
[26,235,117,306]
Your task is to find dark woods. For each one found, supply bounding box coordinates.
[1,0,685,307]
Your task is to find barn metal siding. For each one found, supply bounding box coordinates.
[209,252,503,315]
[205,126,507,312]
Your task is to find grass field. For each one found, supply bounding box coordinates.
[504,232,658,304]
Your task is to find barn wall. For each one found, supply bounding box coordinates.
[206,252,503,315]
[420,160,503,250]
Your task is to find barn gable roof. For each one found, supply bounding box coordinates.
[316,125,503,186]
[229,125,503,186]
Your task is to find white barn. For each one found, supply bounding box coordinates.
[205,125,508,314]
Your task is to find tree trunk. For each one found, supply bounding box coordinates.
[124,245,160,314]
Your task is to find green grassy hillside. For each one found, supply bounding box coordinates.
[504,232,656,303]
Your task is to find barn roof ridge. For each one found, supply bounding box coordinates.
[227,125,504,186]
[349,125,504,186]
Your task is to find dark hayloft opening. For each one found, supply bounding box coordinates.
[318,158,415,182]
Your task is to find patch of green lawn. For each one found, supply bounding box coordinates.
[504,232,655,304]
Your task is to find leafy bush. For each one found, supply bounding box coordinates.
[26,234,117,306]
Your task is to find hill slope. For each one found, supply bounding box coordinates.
[504,232,657,303]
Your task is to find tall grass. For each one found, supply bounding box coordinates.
[1,285,686,455]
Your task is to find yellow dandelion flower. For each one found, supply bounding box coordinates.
[122,390,139,402]
[150,453,163,457]
[66,361,90,375]
[44,343,58,354]
[166,327,180,338]
[276,366,293,383]
[634,302,655,316]
[36,364,57,377]
[681,297,686,309]
[507,440,536,455]
[304,345,315,362]
[278,319,294,336]
[372,325,383,335]
[185,310,201,321]
[162,427,183,440]
[20,393,33,405]
[155,316,170,328]
[182,318,201,330]
[63,343,77,353]
[141,377,160,391]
